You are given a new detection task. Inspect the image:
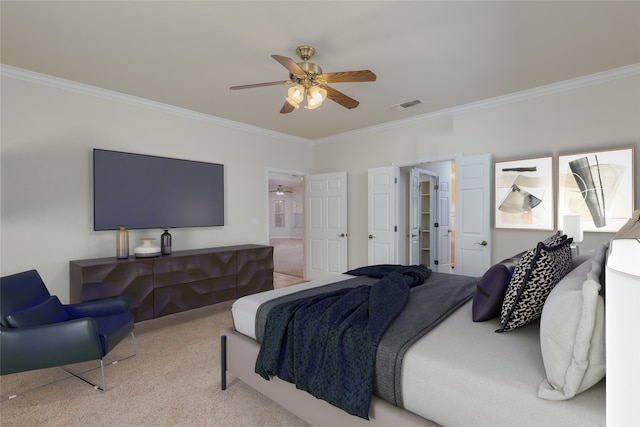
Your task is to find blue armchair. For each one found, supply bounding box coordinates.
[0,269,136,398]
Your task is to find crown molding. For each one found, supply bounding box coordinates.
[314,63,640,144]
[0,64,312,146]
[3,63,638,145]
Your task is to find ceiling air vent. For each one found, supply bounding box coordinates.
[390,99,424,110]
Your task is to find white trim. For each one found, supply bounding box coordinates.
[3,62,638,144]
[393,154,462,169]
[0,64,311,146]
[314,63,640,144]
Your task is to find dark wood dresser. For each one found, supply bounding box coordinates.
[70,245,273,322]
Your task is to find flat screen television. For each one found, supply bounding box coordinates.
[93,149,224,230]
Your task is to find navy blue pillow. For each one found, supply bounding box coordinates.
[6,296,69,328]
[472,253,525,322]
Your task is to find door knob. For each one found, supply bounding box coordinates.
[476,240,488,246]
[368,234,375,239]
[337,233,346,237]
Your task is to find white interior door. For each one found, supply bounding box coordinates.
[454,154,491,277]
[435,176,452,273]
[305,172,348,280]
[409,168,420,265]
[368,166,398,265]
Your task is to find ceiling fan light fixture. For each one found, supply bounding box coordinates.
[285,84,304,108]
[272,184,289,195]
[305,85,327,110]
[231,46,376,114]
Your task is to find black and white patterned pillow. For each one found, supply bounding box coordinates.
[542,231,567,246]
[497,238,573,332]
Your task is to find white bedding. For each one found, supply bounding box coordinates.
[231,273,606,427]
[231,273,354,339]
[403,300,605,427]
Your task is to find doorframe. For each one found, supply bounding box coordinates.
[409,167,438,267]
[266,168,308,276]
[394,154,461,267]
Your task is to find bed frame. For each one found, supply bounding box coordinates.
[220,327,440,427]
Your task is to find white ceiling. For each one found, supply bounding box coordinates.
[2,1,639,141]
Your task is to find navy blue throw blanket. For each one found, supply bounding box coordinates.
[254,265,431,419]
[345,264,431,285]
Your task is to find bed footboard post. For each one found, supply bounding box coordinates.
[221,334,227,390]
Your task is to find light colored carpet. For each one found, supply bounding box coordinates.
[0,293,309,426]
[273,272,306,289]
[270,238,303,278]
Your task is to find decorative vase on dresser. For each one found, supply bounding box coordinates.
[161,229,172,255]
[116,226,129,259]
[134,238,161,258]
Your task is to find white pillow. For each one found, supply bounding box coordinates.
[538,242,607,400]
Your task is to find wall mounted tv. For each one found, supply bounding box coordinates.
[93,149,224,231]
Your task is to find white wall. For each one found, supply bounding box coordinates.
[0,75,312,302]
[2,68,638,299]
[313,73,640,269]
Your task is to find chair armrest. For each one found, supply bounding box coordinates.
[64,296,131,319]
[0,318,104,375]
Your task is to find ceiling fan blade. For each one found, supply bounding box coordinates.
[280,101,295,114]
[316,70,377,84]
[230,80,291,90]
[272,55,306,77]
[323,85,359,109]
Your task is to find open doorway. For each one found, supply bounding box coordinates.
[268,172,305,284]
[399,160,456,273]
[373,155,489,276]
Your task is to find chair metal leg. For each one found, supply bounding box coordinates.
[1,331,137,399]
[63,331,137,392]
[130,331,139,356]
[100,359,106,392]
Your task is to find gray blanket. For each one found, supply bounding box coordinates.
[254,271,477,410]
[374,272,478,405]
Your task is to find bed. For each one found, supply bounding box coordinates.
[220,235,608,427]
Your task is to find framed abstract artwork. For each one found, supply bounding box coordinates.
[494,157,554,230]
[558,147,634,233]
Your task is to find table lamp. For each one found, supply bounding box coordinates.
[563,214,583,256]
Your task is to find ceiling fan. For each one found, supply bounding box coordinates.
[230,45,376,113]
[269,185,294,195]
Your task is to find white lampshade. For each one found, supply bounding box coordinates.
[285,85,304,108]
[563,214,584,243]
[305,86,327,110]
